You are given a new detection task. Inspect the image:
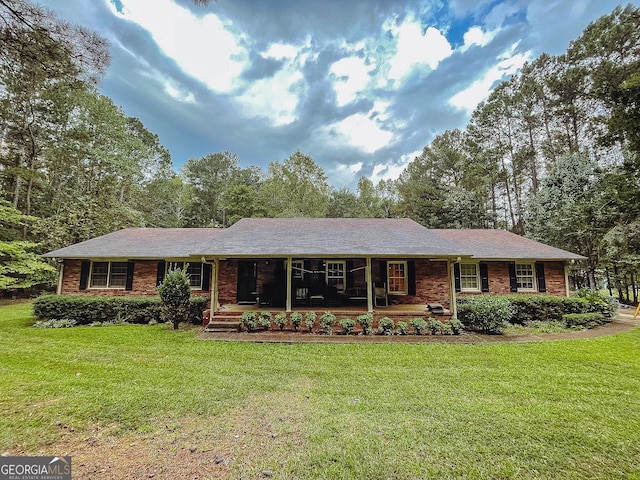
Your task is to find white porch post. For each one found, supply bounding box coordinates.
[449,260,458,317]
[286,257,293,312]
[366,256,373,313]
[56,261,64,295]
[212,258,220,311]
[564,263,570,297]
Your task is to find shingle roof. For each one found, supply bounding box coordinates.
[193,218,468,257]
[432,229,585,260]
[43,228,223,259]
[43,221,584,261]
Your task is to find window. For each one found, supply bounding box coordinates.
[460,263,480,291]
[387,261,407,294]
[291,260,304,279]
[167,262,204,289]
[90,261,128,288]
[516,263,536,290]
[325,261,345,290]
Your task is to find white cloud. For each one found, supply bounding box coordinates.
[449,44,531,111]
[387,19,453,81]
[330,56,375,106]
[263,43,298,60]
[460,26,499,51]
[162,79,196,104]
[109,0,248,93]
[320,112,394,154]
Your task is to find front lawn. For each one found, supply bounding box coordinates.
[1,301,639,479]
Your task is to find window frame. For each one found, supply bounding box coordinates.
[291,260,304,280]
[325,260,346,290]
[459,262,480,292]
[89,261,129,289]
[165,261,204,290]
[387,260,408,295]
[515,262,536,291]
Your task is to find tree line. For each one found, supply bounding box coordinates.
[0,0,638,300]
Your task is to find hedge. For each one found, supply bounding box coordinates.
[33,295,207,326]
[562,312,606,329]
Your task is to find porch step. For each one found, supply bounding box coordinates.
[204,319,241,333]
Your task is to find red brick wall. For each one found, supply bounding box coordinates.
[60,259,210,298]
[389,259,451,309]
[217,259,237,305]
[457,261,567,297]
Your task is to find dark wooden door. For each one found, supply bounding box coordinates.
[237,261,257,303]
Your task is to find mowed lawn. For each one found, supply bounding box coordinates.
[1,302,639,479]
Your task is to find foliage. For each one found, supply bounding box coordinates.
[356,313,373,335]
[457,296,513,334]
[410,317,428,335]
[33,318,78,328]
[258,311,272,330]
[575,289,618,319]
[447,317,464,335]
[274,312,287,331]
[500,294,589,324]
[304,311,316,333]
[339,317,355,335]
[240,311,257,332]
[158,267,191,329]
[32,294,206,326]
[562,312,606,329]
[319,311,336,335]
[396,321,409,335]
[290,312,302,332]
[377,316,395,335]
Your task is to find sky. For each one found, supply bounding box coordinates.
[38,0,632,189]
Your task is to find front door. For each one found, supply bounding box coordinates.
[237,261,257,303]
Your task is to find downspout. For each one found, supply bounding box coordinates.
[449,259,458,318]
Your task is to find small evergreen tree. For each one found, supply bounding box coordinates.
[158,267,191,329]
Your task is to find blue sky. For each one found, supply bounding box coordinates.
[39,0,632,189]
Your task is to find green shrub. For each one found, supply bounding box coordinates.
[304,311,316,332]
[410,317,428,335]
[274,312,287,331]
[32,295,206,326]
[158,268,191,329]
[320,311,336,335]
[241,311,257,332]
[563,312,606,329]
[396,321,409,335]
[457,295,512,334]
[33,318,78,328]
[447,317,464,335]
[428,318,444,335]
[576,289,617,319]
[378,316,395,335]
[290,312,302,332]
[356,313,373,335]
[339,317,355,335]
[258,311,272,330]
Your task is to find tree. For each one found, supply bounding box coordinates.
[158,267,191,330]
[0,200,55,291]
[258,151,331,217]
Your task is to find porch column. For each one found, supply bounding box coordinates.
[449,260,457,317]
[56,261,64,295]
[286,257,292,312]
[366,256,373,313]
[564,263,570,297]
[212,258,220,311]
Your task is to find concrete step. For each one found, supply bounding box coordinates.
[204,320,241,333]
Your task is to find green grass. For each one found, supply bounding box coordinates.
[1,301,640,479]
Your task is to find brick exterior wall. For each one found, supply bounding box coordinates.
[60,259,210,299]
[457,261,567,297]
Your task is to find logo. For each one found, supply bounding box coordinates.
[0,456,71,480]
